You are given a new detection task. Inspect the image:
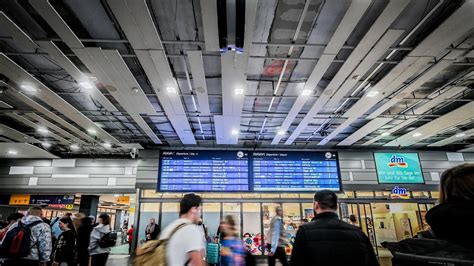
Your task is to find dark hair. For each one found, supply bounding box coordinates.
[28,206,42,216]
[98,213,110,225]
[439,164,474,203]
[314,190,338,210]
[60,216,75,231]
[7,213,24,223]
[179,193,202,215]
[349,214,357,223]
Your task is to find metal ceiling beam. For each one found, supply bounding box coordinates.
[337,118,393,146]
[107,0,196,144]
[362,118,418,146]
[272,0,373,145]
[200,0,220,51]
[187,51,211,116]
[428,128,474,147]
[0,124,41,143]
[0,11,38,51]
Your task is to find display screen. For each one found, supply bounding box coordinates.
[159,150,250,191]
[374,153,424,183]
[252,151,341,191]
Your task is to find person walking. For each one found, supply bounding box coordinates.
[51,217,76,266]
[144,218,159,242]
[76,216,93,266]
[0,213,24,241]
[127,225,134,254]
[290,190,378,266]
[88,214,112,266]
[2,207,52,266]
[220,215,245,266]
[157,193,204,266]
[268,206,289,266]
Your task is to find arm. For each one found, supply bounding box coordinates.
[270,218,280,254]
[38,224,53,263]
[88,228,99,252]
[290,227,306,266]
[188,250,204,266]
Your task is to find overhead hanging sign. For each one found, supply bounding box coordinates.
[30,195,75,205]
[9,194,31,205]
[117,196,130,204]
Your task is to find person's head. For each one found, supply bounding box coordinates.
[275,206,283,217]
[59,216,75,231]
[7,213,24,225]
[73,213,85,229]
[65,212,72,217]
[313,190,338,214]
[27,206,42,217]
[80,216,92,227]
[89,215,96,224]
[221,215,237,237]
[131,224,134,229]
[149,218,156,224]
[179,193,202,224]
[439,164,474,204]
[98,213,110,225]
[349,214,357,223]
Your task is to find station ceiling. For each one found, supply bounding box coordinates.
[0,0,473,157]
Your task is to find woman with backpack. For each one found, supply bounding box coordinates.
[88,214,112,266]
[51,216,76,266]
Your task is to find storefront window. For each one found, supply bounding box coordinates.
[282,203,301,255]
[412,191,430,198]
[138,203,160,245]
[223,203,241,237]
[203,203,221,241]
[161,203,179,231]
[430,191,440,200]
[242,203,262,255]
[356,191,375,198]
[374,191,390,197]
[302,203,314,221]
[142,190,161,198]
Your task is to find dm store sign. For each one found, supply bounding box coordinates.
[374,153,424,184]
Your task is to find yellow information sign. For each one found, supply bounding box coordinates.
[117,196,130,204]
[9,194,31,205]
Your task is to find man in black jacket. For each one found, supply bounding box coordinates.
[290,190,379,266]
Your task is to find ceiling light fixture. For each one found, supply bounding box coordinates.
[87,128,97,135]
[412,132,422,137]
[102,142,112,148]
[366,90,379,98]
[455,133,466,138]
[70,144,80,150]
[231,129,239,135]
[78,81,93,89]
[301,89,312,96]
[277,130,285,136]
[167,87,177,94]
[37,127,49,134]
[7,150,17,155]
[234,88,244,95]
[381,132,391,136]
[20,85,37,92]
[42,142,52,148]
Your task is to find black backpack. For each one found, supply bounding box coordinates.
[0,220,43,258]
[99,231,117,248]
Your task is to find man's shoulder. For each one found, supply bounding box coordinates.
[301,218,363,232]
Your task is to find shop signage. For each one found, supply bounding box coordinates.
[9,194,31,205]
[30,195,74,205]
[117,196,130,204]
[390,186,410,199]
[48,204,74,210]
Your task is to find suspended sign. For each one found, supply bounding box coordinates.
[390,186,410,199]
[9,194,31,205]
[117,196,130,204]
[30,195,74,205]
[48,204,74,210]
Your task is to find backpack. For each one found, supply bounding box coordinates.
[133,223,188,266]
[98,231,117,248]
[0,220,43,258]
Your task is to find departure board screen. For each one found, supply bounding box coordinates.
[159,150,250,191]
[252,151,341,191]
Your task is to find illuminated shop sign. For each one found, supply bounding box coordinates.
[390,186,410,199]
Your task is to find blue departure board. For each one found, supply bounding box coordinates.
[159,150,250,191]
[252,151,341,191]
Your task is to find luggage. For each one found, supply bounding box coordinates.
[206,243,220,264]
[0,220,43,258]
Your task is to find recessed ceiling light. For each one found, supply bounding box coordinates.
[42,142,51,148]
[167,87,177,94]
[114,194,120,197]
[455,133,466,138]
[381,132,391,136]
[78,81,93,89]
[21,85,37,92]
[412,132,422,137]
[366,91,379,98]
[37,127,49,134]
[7,150,17,155]
[234,88,244,95]
[87,128,97,135]
[231,129,239,135]
[277,130,285,136]
[301,89,312,96]
[70,144,80,150]
[102,142,112,148]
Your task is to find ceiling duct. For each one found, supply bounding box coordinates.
[0,124,41,144]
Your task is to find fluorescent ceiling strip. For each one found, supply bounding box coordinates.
[0,100,13,109]
[273,0,371,145]
[28,0,84,49]
[25,113,88,145]
[337,118,393,146]
[37,41,118,112]
[0,124,41,144]
[200,0,220,51]
[428,128,474,147]
[1,82,93,144]
[318,117,358,146]
[0,54,119,144]
[7,113,71,145]
[362,118,417,146]
[0,11,38,50]
[385,102,474,147]
[186,51,211,116]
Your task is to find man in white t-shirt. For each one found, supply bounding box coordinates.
[159,193,204,266]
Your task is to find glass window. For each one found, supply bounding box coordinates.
[202,203,221,241]
[138,203,160,246]
[356,191,374,198]
[223,203,241,237]
[412,191,430,198]
[430,191,440,200]
[282,203,301,255]
[242,203,262,255]
[142,190,162,198]
[262,203,281,254]
[161,203,179,231]
[302,203,314,221]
